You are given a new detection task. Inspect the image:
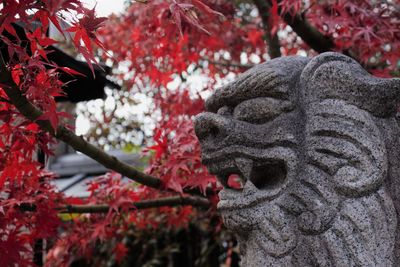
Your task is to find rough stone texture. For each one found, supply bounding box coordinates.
[194,52,400,266]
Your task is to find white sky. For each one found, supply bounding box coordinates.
[84,0,126,17]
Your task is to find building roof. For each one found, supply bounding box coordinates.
[49,150,144,198]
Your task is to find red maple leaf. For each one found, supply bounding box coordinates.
[113,243,128,263]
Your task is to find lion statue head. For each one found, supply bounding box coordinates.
[194,52,400,266]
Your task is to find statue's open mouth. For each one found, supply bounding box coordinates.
[203,152,289,210]
[216,159,287,191]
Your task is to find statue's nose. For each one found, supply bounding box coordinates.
[194,112,230,143]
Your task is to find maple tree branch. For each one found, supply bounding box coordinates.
[58,195,210,213]
[281,12,335,53]
[254,0,334,54]
[253,0,281,58]
[19,195,210,213]
[0,53,163,189]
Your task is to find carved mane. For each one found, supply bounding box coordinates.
[291,53,399,266]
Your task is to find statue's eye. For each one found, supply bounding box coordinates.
[233,98,293,124]
[217,106,232,116]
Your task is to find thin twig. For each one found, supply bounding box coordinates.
[19,195,210,213]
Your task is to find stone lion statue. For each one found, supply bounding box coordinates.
[194,52,400,266]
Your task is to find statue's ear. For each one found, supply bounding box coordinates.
[298,52,400,196]
[299,52,400,117]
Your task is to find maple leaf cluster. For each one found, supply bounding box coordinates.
[303,0,400,77]
[0,79,62,264]
[0,0,112,265]
[99,0,265,87]
[97,0,267,197]
[45,173,202,266]
[278,1,400,76]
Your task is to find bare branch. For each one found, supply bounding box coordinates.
[253,0,282,58]
[18,195,211,213]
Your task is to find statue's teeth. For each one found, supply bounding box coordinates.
[217,175,228,188]
[235,158,253,181]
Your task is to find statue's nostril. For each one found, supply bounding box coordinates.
[209,125,219,138]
